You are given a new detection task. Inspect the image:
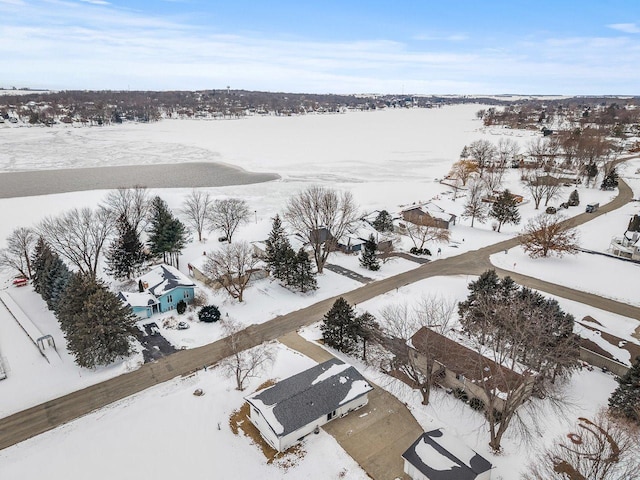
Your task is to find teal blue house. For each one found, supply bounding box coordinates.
[119,264,196,319]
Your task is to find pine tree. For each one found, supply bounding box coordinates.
[600,168,619,190]
[265,215,292,282]
[489,189,521,232]
[321,297,357,354]
[147,196,189,268]
[291,248,317,292]
[31,237,55,295]
[353,311,378,361]
[359,234,380,271]
[44,256,71,312]
[568,189,580,206]
[372,210,394,232]
[608,356,640,425]
[57,273,136,368]
[147,196,173,263]
[106,214,146,280]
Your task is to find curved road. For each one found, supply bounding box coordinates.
[0,167,638,453]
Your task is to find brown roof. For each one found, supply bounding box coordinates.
[411,327,530,394]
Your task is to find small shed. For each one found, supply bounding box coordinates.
[245,358,373,451]
[402,429,492,480]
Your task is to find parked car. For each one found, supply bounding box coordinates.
[177,321,190,330]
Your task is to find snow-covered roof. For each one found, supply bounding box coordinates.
[402,429,492,480]
[245,358,373,437]
[117,291,158,308]
[138,264,195,297]
[401,202,457,222]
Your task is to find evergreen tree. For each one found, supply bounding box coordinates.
[291,248,317,292]
[359,234,380,271]
[321,297,357,354]
[147,196,189,268]
[31,237,55,295]
[106,214,146,280]
[489,189,521,232]
[353,311,378,361]
[372,210,394,232]
[265,215,292,282]
[57,273,136,368]
[608,356,640,425]
[147,196,173,262]
[198,305,221,323]
[600,168,619,190]
[628,214,640,233]
[584,162,598,186]
[44,256,71,312]
[568,189,580,206]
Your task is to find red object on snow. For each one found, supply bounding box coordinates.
[12,277,28,287]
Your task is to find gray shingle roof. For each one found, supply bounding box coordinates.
[245,358,372,437]
[402,429,492,480]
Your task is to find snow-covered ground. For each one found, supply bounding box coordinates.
[0,344,369,480]
[0,106,637,479]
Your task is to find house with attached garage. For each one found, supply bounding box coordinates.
[118,264,195,319]
[244,358,373,452]
[402,429,493,480]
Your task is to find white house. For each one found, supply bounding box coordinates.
[609,231,640,261]
[245,358,373,452]
[402,429,492,480]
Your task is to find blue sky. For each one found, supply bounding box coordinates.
[1,0,639,94]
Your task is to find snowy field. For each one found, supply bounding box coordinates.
[0,343,369,480]
[0,105,638,479]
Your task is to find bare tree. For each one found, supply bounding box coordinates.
[459,272,580,451]
[284,186,359,273]
[543,174,563,207]
[102,186,151,235]
[496,138,520,168]
[468,139,496,175]
[523,413,640,480]
[38,207,114,278]
[482,166,506,193]
[220,319,275,391]
[0,227,36,278]
[521,214,580,258]
[404,214,450,250]
[448,159,478,186]
[203,241,258,302]
[207,198,250,243]
[522,170,547,210]
[462,179,488,228]
[180,190,212,242]
[376,295,456,405]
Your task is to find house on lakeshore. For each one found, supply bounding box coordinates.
[118,264,195,319]
[400,203,457,230]
[402,429,493,480]
[410,327,535,412]
[337,221,394,254]
[245,358,373,452]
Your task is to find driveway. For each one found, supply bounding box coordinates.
[279,332,421,479]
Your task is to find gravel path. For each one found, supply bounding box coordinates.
[0,162,279,198]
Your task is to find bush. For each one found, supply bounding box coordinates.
[176,300,187,314]
[409,247,432,256]
[199,305,221,323]
[469,397,485,411]
[453,387,469,402]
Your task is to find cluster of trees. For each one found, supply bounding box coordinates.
[264,215,317,293]
[31,239,136,368]
[321,297,377,360]
[458,270,580,450]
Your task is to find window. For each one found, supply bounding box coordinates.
[183,291,189,299]
[167,294,173,303]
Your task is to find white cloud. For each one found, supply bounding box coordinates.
[607,23,640,34]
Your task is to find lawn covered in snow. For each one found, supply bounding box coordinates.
[0,344,369,480]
